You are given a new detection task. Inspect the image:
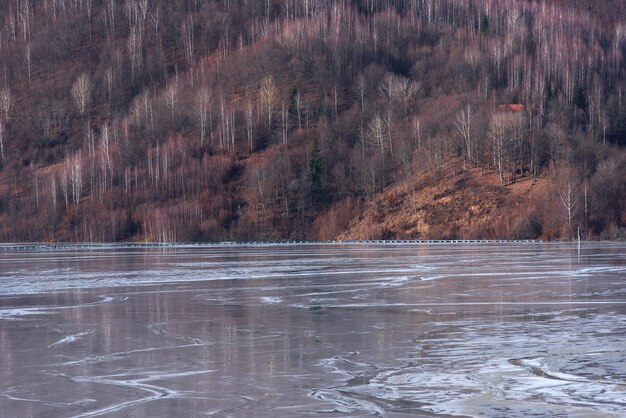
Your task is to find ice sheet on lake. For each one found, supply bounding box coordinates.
[0,242,625,417]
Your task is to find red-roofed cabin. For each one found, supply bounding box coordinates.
[497,104,526,112]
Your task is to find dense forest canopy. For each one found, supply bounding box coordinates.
[0,0,624,242]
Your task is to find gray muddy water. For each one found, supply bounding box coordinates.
[0,243,625,417]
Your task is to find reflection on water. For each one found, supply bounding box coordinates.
[0,243,625,417]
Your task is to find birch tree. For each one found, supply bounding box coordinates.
[294,91,303,129]
[49,176,57,215]
[150,6,160,38]
[244,97,254,151]
[261,75,278,127]
[489,112,510,185]
[129,95,144,128]
[127,24,142,82]
[165,83,178,124]
[106,0,116,38]
[182,15,194,79]
[464,48,481,80]
[378,72,420,109]
[86,0,93,41]
[0,120,4,160]
[60,164,69,209]
[384,109,394,158]
[355,73,367,112]
[195,87,211,147]
[0,88,12,120]
[18,0,32,43]
[24,42,32,86]
[98,124,112,199]
[71,73,92,118]
[368,113,386,152]
[104,65,114,111]
[70,153,83,206]
[280,101,288,144]
[138,0,149,23]
[455,104,473,164]
[139,89,152,128]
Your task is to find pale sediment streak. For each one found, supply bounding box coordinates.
[68,370,216,418]
[49,330,94,348]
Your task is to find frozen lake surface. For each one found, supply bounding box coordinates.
[0,242,625,417]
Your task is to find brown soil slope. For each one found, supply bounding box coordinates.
[338,160,545,241]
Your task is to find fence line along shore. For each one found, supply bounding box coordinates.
[0,240,545,251]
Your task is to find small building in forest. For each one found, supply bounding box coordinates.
[497,104,526,113]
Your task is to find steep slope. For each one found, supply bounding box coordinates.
[337,159,546,240]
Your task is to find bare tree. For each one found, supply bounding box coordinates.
[43,0,60,23]
[70,153,83,206]
[368,113,386,152]
[49,176,57,214]
[464,48,481,79]
[0,88,12,120]
[422,134,445,183]
[104,65,114,110]
[0,120,4,159]
[165,82,178,124]
[86,0,94,39]
[150,5,160,38]
[509,111,528,182]
[411,116,422,149]
[129,95,144,128]
[491,41,504,85]
[489,112,510,185]
[355,73,367,112]
[85,126,96,157]
[18,0,32,43]
[195,87,211,147]
[455,104,473,164]
[60,165,69,209]
[384,109,394,158]
[139,89,152,127]
[24,42,32,86]
[106,0,116,38]
[138,0,149,23]
[182,15,194,69]
[378,73,403,101]
[124,0,139,27]
[127,24,142,82]
[261,75,278,127]
[294,91,303,129]
[378,72,420,106]
[244,97,254,151]
[281,101,289,144]
[33,170,39,209]
[71,73,92,118]
[547,123,565,162]
[98,124,112,198]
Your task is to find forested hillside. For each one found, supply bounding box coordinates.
[0,0,624,242]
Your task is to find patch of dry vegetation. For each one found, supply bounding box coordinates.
[338,158,546,240]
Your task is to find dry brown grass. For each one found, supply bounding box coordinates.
[337,158,546,240]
